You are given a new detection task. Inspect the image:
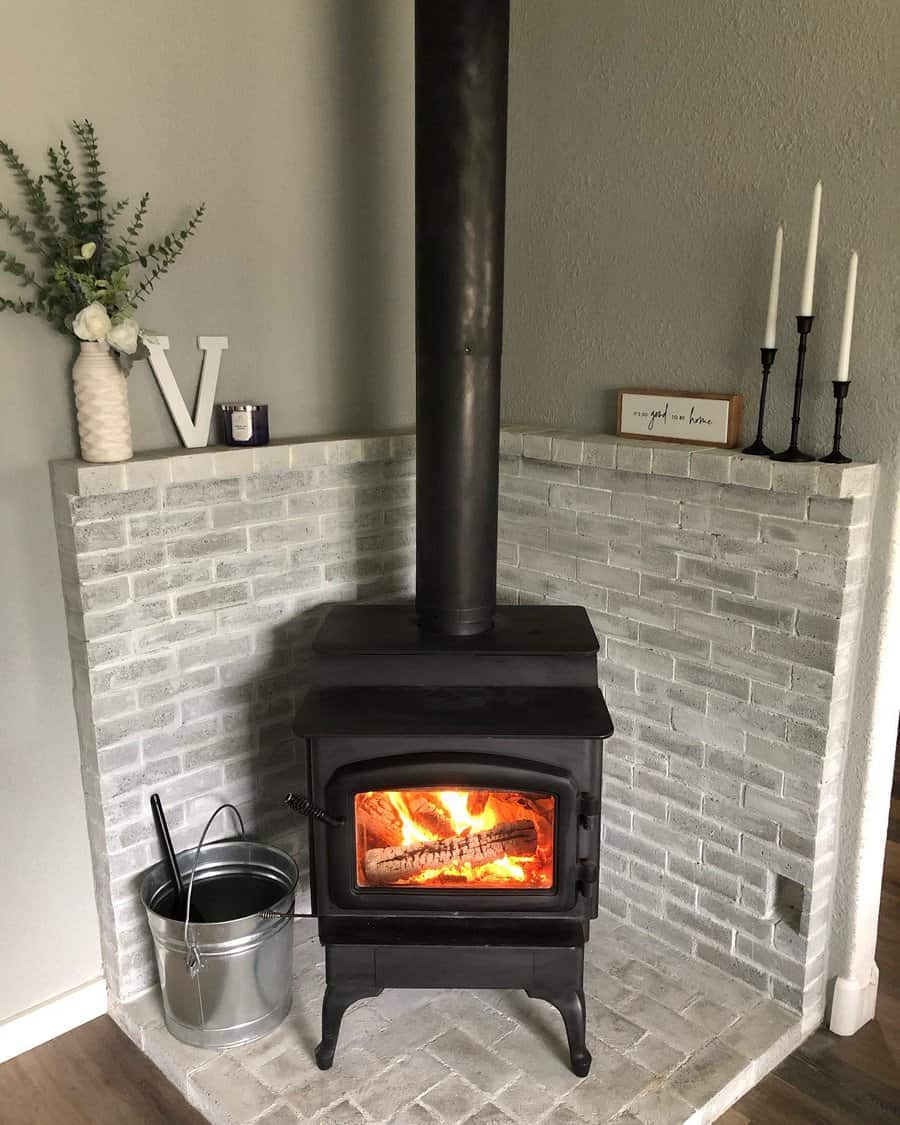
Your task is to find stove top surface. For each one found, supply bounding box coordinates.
[308,603,606,689]
[313,603,600,656]
[295,684,613,739]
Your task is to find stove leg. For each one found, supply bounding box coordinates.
[315,983,383,1070]
[526,986,592,1077]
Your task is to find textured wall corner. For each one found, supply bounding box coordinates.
[498,427,876,1019]
[502,0,896,464]
[51,436,415,1001]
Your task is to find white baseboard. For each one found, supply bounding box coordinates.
[829,962,879,1036]
[0,977,108,1064]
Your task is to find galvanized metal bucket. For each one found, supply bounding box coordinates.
[140,804,298,1048]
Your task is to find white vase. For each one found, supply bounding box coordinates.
[72,341,133,463]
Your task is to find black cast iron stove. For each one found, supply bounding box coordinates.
[294,0,611,1078]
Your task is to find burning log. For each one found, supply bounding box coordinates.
[357,791,455,845]
[363,818,537,885]
[466,791,490,817]
[356,792,403,850]
[405,793,454,837]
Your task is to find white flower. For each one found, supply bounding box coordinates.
[80,242,97,260]
[72,301,112,342]
[107,317,140,355]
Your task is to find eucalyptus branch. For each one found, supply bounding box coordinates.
[0,295,35,314]
[0,122,204,336]
[0,204,41,253]
[107,197,129,223]
[133,204,205,302]
[46,141,88,240]
[116,191,150,263]
[72,120,107,236]
[0,248,39,288]
[0,140,62,258]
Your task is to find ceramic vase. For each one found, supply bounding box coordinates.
[72,341,133,462]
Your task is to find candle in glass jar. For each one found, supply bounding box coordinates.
[799,181,822,316]
[219,402,270,446]
[835,251,858,382]
[764,224,783,348]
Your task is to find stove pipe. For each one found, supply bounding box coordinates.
[415,0,510,637]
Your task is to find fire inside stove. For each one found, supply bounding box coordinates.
[354,788,555,889]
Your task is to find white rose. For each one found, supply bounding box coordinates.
[72,302,112,342]
[80,242,97,260]
[107,317,140,355]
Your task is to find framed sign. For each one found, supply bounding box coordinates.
[616,389,743,448]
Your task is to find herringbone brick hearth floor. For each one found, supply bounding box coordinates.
[111,912,802,1125]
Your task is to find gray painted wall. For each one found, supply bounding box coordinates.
[503,0,897,459]
[0,0,414,1022]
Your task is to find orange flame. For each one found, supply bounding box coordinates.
[356,788,554,889]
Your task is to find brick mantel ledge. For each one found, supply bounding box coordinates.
[498,426,877,499]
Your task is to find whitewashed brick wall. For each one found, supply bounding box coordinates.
[51,435,415,1000]
[52,427,876,1022]
[497,428,877,1020]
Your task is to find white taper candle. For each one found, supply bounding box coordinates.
[764,224,783,348]
[799,181,822,316]
[835,251,858,382]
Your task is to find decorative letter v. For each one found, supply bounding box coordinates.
[145,335,228,448]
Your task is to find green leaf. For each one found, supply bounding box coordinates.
[0,139,63,259]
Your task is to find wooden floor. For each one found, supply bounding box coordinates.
[0,1013,206,1125]
[2,762,898,1125]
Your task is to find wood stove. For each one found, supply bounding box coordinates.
[295,609,611,1077]
[293,0,611,1078]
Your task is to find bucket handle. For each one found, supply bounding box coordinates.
[184,803,246,976]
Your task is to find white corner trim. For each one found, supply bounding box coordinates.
[0,976,108,1064]
[829,962,879,1036]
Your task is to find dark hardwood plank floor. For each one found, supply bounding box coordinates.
[2,750,898,1124]
[0,1014,206,1125]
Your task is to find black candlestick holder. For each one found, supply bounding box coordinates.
[820,381,852,464]
[743,347,777,455]
[771,315,815,462]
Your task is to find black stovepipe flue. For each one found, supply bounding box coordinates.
[415,0,510,637]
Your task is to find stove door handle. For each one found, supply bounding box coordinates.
[285,792,343,828]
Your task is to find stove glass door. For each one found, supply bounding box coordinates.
[354,788,555,890]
